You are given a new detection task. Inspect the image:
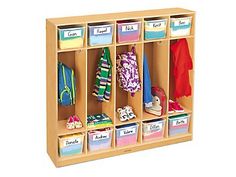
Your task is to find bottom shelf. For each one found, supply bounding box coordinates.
[56,133,192,167]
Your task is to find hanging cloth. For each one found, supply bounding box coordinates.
[93,47,112,102]
[143,54,152,108]
[170,39,193,98]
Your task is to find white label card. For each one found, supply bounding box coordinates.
[63,138,81,147]
[174,19,189,26]
[120,127,136,136]
[147,122,162,132]
[93,132,109,141]
[94,27,111,35]
[64,30,82,38]
[172,118,188,126]
[121,24,138,32]
[149,22,165,28]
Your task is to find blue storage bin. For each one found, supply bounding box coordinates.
[170,16,192,37]
[144,19,167,40]
[168,114,190,136]
[88,23,114,46]
[88,128,113,152]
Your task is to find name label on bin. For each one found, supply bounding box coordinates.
[63,138,81,147]
[174,19,189,26]
[93,132,109,141]
[147,122,162,132]
[173,118,188,126]
[120,127,136,136]
[94,27,111,35]
[122,24,138,32]
[149,22,165,28]
[64,30,82,38]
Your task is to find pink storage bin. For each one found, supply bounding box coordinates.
[142,119,165,142]
[115,123,139,147]
[117,21,141,43]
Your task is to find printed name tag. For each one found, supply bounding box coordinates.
[63,138,81,147]
[93,132,109,141]
[120,127,136,136]
[94,27,111,35]
[64,29,82,38]
[147,122,162,132]
[121,24,138,32]
[149,22,165,28]
[172,118,187,126]
[174,19,189,26]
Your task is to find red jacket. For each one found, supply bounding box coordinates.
[171,39,193,98]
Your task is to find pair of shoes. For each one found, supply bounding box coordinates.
[117,106,136,122]
[168,100,184,114]
[145,96,162,116]
[66,115,83,130]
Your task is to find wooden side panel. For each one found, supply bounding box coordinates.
[46,20,58,163]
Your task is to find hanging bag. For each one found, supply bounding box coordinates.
[116,47,141,96]
[58,62,76,106]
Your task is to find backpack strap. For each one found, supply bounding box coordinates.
[60,64,72,103]
[71,69,75,104]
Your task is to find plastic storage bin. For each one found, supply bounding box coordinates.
[88,23,114,46]
[170,16,192,37]
[144,19,167,40]
[142,119,165,141]
[117,21,141,43]
[88,128,113,152]
[168,114,190,136]
[58,133,84,157]
[116,123,139,147]
[58,26,85,49]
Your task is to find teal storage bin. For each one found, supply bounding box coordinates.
[88,23,114,46]
[144,19,167,40]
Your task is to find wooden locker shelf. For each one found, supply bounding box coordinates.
[46,8,195,167]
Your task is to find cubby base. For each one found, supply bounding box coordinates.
[51,133,192,167]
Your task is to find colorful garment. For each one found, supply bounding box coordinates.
[170,39,193,98]
[143,54,152,107]
[116,47,141,96]
[93,47,112,102]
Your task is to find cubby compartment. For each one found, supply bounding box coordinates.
[57,50,87,135]
[170,14,194,38]
[115,44,143,125]
[117,20,142,43]
[87,47,115,128]
[168,114,190,136]
[58,25,85,50]
[88,22,114,46]
[144,17,168,40]
[142,41,169,120]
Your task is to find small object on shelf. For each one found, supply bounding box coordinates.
[116,46,141,96]
[144,18,167,40]
[142,119,165,141]
[168,114,190,136]
[168,102,175,114]
[92,47,112,102]
[117,20,141,43]
[88,23,113,46]
[170,16,192,37]
[116,123,139,147]
[58,26,85,49]
[169,100,184,113]
[58,62,76,106]
[151,87,167,115]
[117,106,136,122]
[88,128,113,152]
[87,113,113,128]
[145,96,162,116]
[58,133,84,157]
[66,115,83,130]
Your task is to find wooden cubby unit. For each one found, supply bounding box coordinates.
[46,8,195,167]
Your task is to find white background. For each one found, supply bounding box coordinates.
[0,0,235,176]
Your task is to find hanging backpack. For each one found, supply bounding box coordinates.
[116,47,141,96]
[151,86,166,115]
[58,62,76,106]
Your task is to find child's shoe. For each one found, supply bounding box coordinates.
[169,100,184,113]
[66,116,75,130]
[168,101,174,114]
[73,115,83,129]
[117,108,129,122]
[145,96,162,116]
[124,106,136,119]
